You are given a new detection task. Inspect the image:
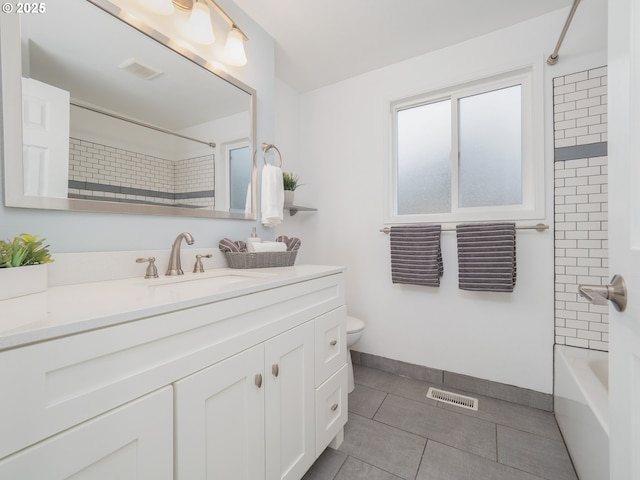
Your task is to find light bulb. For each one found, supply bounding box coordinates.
[141,0,175,15]
[186,1,215,45]
[223,27,247,66]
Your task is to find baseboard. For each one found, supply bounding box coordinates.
[351,351,553,412]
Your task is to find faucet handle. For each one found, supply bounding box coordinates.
[136,257,159,279]
[193,254,213,273]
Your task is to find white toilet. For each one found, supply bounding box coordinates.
[346,315,366,393]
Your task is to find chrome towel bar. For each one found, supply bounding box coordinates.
[379,223,549,234]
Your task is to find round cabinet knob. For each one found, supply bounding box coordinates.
[255,373,263,388]
[331,403,339,411]
[272,364,279,377]
[329,340,337,347]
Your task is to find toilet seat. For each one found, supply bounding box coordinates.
[346,315,365,334]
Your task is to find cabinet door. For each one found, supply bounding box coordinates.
[174,344,265,480]
[0,387,173,479]
[265,321,315,480]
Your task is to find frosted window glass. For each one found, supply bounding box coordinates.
[458,85,522,208]
[397,100,451,214]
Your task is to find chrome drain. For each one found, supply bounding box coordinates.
[426,387,478,411]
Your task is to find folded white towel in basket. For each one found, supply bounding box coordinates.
[261,164,284,226]
[251,241,288,253]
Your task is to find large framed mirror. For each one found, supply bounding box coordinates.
[0,0,257,219]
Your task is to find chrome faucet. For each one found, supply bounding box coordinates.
[166,232,194,276]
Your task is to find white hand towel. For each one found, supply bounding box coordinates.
[251,241,288,253]
[261,164,284,226]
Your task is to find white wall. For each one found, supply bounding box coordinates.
[0,0,276,253]
[276,1,607,393]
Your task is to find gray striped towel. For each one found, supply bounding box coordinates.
[218,238,248,253]
[456,223,516,292]
[390,224,443,287]
[276,235,302,251]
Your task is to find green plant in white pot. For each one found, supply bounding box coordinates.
[0,234,52,268]
[0,234,53,301]
[282,172,301,206]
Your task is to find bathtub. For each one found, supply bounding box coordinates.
[554,345,609,480]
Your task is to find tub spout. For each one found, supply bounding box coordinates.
[166,232,194,276]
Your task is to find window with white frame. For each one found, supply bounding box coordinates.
[391,67,542,222]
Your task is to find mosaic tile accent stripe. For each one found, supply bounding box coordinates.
[554,142,607,162]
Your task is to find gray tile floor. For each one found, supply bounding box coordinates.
[304,365,577,480]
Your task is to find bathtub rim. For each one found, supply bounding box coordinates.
[554,344,609,436]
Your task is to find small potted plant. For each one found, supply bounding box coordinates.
[0,233,53,300]
[282,172,301,206]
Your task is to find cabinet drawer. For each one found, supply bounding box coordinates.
[315,365,348,458]
[314,306,346,386]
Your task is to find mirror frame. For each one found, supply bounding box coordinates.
[0,0,257,220]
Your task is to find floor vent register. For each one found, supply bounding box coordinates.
[426,387,479,411]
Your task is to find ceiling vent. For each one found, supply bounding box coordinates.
[118,58,163,80]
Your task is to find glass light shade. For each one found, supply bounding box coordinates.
[223,28,247,66]
[186,1,215,45]
[141,0,175,15]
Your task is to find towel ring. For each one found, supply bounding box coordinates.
[262,143,282,167]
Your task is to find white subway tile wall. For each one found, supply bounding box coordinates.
[69,138,214,207]
[554,67,609,352]
[175,156,215,208]
[553,66,608,147]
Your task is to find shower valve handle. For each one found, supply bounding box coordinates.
[578,274,627,312]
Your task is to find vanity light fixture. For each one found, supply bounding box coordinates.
[185,0,215,45]
[223,26,247,66]
[141,0,175,15]
[150,0,248,66]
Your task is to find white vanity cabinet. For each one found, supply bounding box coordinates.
[0,267,346,480]
[175,321,316,480]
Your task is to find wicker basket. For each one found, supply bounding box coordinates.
[225,250,298,269]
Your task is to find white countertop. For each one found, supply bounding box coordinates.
[0,265,344,351]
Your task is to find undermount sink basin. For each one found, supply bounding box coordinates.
[141,270,275,287]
